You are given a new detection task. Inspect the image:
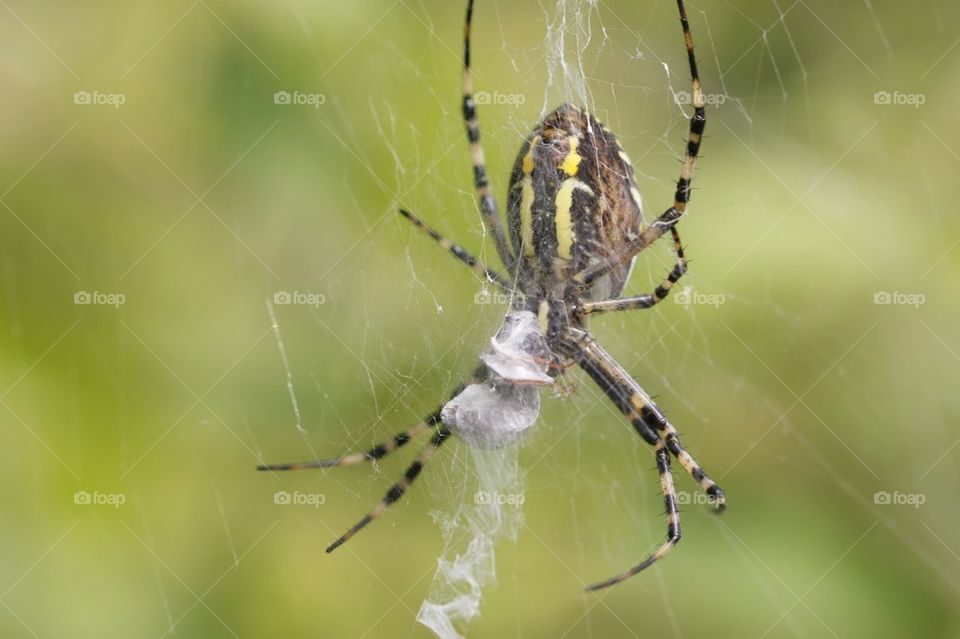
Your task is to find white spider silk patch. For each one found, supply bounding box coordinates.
[441,311,553,449]
[416,445,524,639]
[479,311,554,385]
[419,312,551,637]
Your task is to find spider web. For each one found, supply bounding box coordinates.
[267,1,937,637]
[404,3,763,636]
[271,2,765,637]
[4,0,957,637]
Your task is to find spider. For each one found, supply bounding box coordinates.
[259,0,725,591]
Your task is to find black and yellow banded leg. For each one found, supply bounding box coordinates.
[326,426,453,553]
[586,443,680,591]
[574,206,683,288]
[573,0,705,287]
[567,329,725,511]
[672,0,705,216]
[578,228,687,314]
[399,208,510,291]
[462,0,516,273]
[256,411,440,471]
[257,367,484,472]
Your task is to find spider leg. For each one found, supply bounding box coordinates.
[574,0,704,287]
[585,443,680,591]
[257,366,483,471]
[568,328,725,511]
[399,208,511,291]
[578,228,687,315]
[463,0,517,274]
[574,207,682,287]
[671,0,706,218]
[256,411,440,471]
[326,426,452,553]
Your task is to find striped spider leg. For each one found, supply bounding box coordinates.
[573,0,706,291]
[587,443,679,592]
[563,328,724,590]
[258,365,487,552]
[577,227,687,315]
[463,0,517,276]
[399,208,512,292]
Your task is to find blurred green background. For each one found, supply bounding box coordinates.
[2,0,959,637]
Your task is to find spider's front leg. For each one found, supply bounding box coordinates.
[585,442,680,591]
[258,365,487,552]
[563,329,724,589]
[568,328,725,511]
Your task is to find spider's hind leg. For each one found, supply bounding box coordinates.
[399,208,511,292]
[462,0,516,273]
[578,228,687,315]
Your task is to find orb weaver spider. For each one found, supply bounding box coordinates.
[260,0,726,591]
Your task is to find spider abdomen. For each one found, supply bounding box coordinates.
[506,103,645,302]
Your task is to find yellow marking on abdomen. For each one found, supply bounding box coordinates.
[537,299,550,334]
[522,148,534,175]
[561,136,582,176]
[554,178,594,260]
[518,136,540,257]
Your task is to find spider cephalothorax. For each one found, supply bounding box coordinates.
[261,0,724,592]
